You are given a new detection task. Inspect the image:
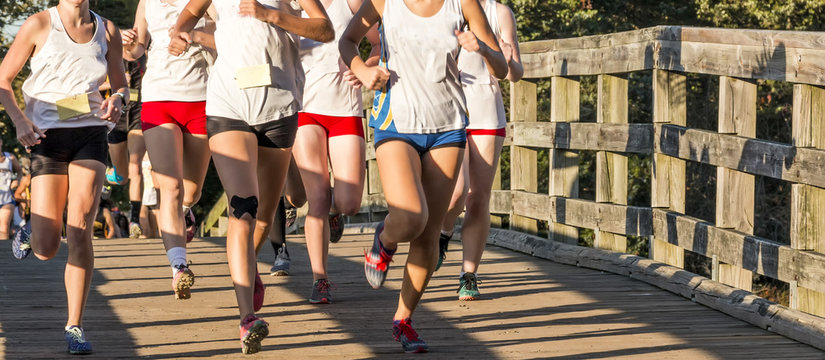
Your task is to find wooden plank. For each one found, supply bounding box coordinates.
[510,80,539,234]
[596,74,629,252]
[509,122,652,153]
[652,209,825,294]
[511,191,652,237]
[797,287,825,318]
[548,76,580,244]
[790,184,825,252]
[201,192,227,236]
[489,189,511,215]
[656,124,825,188]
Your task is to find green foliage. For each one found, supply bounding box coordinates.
[695,0,825,30]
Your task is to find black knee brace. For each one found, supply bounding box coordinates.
[230,195,258,219]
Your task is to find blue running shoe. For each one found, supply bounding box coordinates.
[392,318,428,353]
[64,326,93,355]
[105,167,124,185]
[12,222,31,260]
[364,222,394,289]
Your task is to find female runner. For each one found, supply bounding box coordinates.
[292,0,379,304]
[0,0,127,353]
[170,0,333,353]
[437,0,522,301]
[0,139,22,240]
[340,0,507,352]
[121,0,216,300]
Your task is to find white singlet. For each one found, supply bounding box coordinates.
[369,0,466,134]
[0,153,14,206]
[208,0,304,125]
[299,0,362,117]
[141,0,212,103]
[21,8,111,131]
[457,0,505,130]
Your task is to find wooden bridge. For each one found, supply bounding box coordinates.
[3,25,825,357]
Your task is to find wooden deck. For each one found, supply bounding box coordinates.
[0,234,822,359]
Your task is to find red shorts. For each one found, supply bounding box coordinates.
[466,128,506,137]
[141,101,207,135]
[298,112,365,138]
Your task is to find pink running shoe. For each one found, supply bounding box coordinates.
[173,265,195,300]
[185,208,196,243]
[240,314,269,354]
[253,271,265,312]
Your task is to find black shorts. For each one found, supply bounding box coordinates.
[206,114,298,149]
[31,126,109,177]
[107,103,142,144]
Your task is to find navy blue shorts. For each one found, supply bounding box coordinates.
[374,128,466,156]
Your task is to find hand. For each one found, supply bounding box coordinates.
[121,28,138,50]
[168,29,192,56]
[357,66,390,91]
[239,0,271,22]
[499,39,514,63]
[343,69,363,89]
[99,95,123,124]
[14,118,45,148]
[455,29,482,53]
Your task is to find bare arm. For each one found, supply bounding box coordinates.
[459,0,507,79]
[339,0,389,90]
[122,0,148,61]
[103,208,116,239]
[239,0,333,42]
[100,19,128,123]
[170,0,214,55]
[10,155,21,190]
[497,3,522,82]
[0,12,48,147]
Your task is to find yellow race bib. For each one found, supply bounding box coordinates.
[129,88,139,102]
[235,64,272,89]
[56,93,92,121]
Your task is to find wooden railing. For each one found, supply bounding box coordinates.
[202,26,825,321]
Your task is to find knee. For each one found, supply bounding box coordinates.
[229,195,258,221]
[465,189,491,212]
[306,193,331,216]
[32,238,59,260]
[389,209,428,241]
[335,193,362,216]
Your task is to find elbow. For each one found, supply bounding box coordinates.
[320,21,335,43]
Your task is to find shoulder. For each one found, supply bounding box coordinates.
[495,2,515,25]
[18,10,51,39]
[100,17,122,42]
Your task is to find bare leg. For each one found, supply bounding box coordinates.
[107,141,129,185]
[284,156,306,208]
[181,133,211,207]
[375,142,427,249]
[64,160,105,327]
[441,148,470,234]
[0,203,15,239]
[394,146,463,320]
[460,135,503,273]
[293,125,333,280]
[210,130,259,318]
[127,130,145,202]
[143,125,186,251]
[252,146,292,255]
[328,134,366,215]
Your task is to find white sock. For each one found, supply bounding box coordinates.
[441,230,453,238]
[459,270,466,279]
[167,247,187,273]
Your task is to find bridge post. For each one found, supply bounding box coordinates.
[790,83,825,316]
[714,76,756,291]
[549,76,580,244]
[651,69,685,267]
[595,74,628,252]
[510,80,539,235]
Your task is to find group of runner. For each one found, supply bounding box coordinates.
[0,0,521,355]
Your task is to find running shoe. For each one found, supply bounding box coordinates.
[64,326,93,355]
[184,208,196,243]
[435,232,451,271]
[253,271,265,312]
[285,205,297,229]
[11,222,31,260]
[105,166,124,185]
[129,221,143,239]
[392,318,428,353]
[172,265,195,300]
[240,314,269,354]
[364,222,394,289]
[457,272,481,301]
[309,279,333,304]
[329,213,344,243]
[270,244,290,276]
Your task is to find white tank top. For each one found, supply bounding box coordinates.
[21,8,111,130]
[299,0,362,117]
[141,0,212,103]
[207,0,303,125]
[369,0,466,134]
[457,0,499,86]
[0,153,14,192]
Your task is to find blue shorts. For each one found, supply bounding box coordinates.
[374,128,466,155]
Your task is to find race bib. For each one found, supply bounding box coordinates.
[236,64,272,89]
[56,93,92,121]
[129,88,139,102]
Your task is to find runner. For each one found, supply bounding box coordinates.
[122,0,216,300]
[292,0,379,304]
[105,56,148,239]
[437,0,522,301]
[0,141,22,240]
[0,0,128,354]
[170,0,333,354]
[268,157,306,276]
[340,0,507,353]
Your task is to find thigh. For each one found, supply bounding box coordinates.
[209,130,260,199]
[421,146,464,219]
[256,146,293,221]
[328,134,366,197]
[143,124,184,185]
[293,125,331,194]
[181,133,211,184]
[127,130,146,164]
[66,160,106,223]
[0,203,15,225]
[30,174,69,243]
[376,141,426,215]
[466,135,504,193]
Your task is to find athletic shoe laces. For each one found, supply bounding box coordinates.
[457,273,481,292]
[365,247,393,271]
[394,320,421,342]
